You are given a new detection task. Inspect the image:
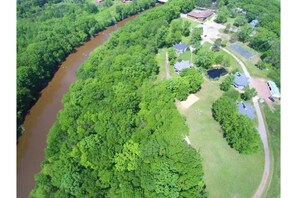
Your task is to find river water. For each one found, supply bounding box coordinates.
[17,14,141,198]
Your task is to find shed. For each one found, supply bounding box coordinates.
[250,19,259,27]
[187,10,214,21]
[267,80,281,98]
[238,101,256,119]
[233,72,249,89]
[174,60,191,73]
[173,42,188,53]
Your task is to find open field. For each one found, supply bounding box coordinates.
[226,45,269,79]
[262,104,280,198]
[176,80,265,197]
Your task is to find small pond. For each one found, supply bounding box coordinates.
[207,67,228,79]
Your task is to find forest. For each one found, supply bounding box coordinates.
[17,0,157,137]
[30,0,209,197]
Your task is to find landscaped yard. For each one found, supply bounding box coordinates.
[262,104,280,198]
[176,79,265,198]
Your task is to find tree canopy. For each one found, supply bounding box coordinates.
[31,0,208,197]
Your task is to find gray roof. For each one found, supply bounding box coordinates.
[174,60,191,72]
[238,101,256,119]
[233,72,249,87]
[173,43,188,52]
[250,19,259,27]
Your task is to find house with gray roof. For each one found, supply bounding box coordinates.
[250,19,259,27]
[173,42,188,53]
[233,72,249,89]
[237,101,256,119]
[174,60,191,73]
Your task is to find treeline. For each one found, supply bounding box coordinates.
[17,0,157,137]
[212,90,261,154]
[217,0,280,86]
[31,0,208,197]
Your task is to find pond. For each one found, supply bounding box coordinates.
[207,67,228,79]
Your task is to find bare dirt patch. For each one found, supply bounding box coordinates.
[180,94,200,108]
[251,78,274,110]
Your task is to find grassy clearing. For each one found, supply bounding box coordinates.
[176,79,264,198]
[179,50,192,62]
[156,48,167,80]
[262,104,280,198]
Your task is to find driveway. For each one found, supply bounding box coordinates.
[197,15,229,42]
[251,78,274,110]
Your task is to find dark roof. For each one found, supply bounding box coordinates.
[238,101,256,119]
[174,60,191,72]
[233,72,249,87]
[173,43,188,52]
[187,10,214,19]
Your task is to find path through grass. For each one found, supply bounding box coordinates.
[176,80,265,197]
[262,104,280,198]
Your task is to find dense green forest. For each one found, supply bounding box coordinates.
[17,0,157,137]
[212,90,261,154]
[217,0,280,86]
[31,0,209,197]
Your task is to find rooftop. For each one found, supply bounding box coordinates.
[238,101,256,119]
[187,9,214,19]
[174,60,191,72]
[250,19,259,27]
[267,80,281,98]
[173,42,188,52]
[233,72,249,87]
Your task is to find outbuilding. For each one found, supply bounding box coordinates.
[237,101,256,119]
[267,80,281,98]
[174,60,191,73]
[173,42,188,53]
[187,9,214,21]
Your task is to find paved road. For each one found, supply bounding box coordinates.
[220,44,271,198]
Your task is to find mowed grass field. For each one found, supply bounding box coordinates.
[176,79,265,197]
[263,104,280,198]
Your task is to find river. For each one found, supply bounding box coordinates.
[17,13,143,198]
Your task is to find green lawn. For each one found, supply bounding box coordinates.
[179,50,192,62]
[214,49,244,73]
[176,80,265,198]
[156,48,167,80]
[262,104,280,198]
[226,45,269,79]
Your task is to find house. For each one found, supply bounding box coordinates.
[96,0,103,3]
[173,42,188,53]
[122,0,132,3]
[174,60,191,73]
[233,72,249,89]
[267,80,281,98]
[249,19,259,27]
[187,9,214,21]
[237,101,256,119]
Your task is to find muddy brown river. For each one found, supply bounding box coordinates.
[17,13,142,198]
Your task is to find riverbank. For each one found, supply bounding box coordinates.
[17,12,145,198]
